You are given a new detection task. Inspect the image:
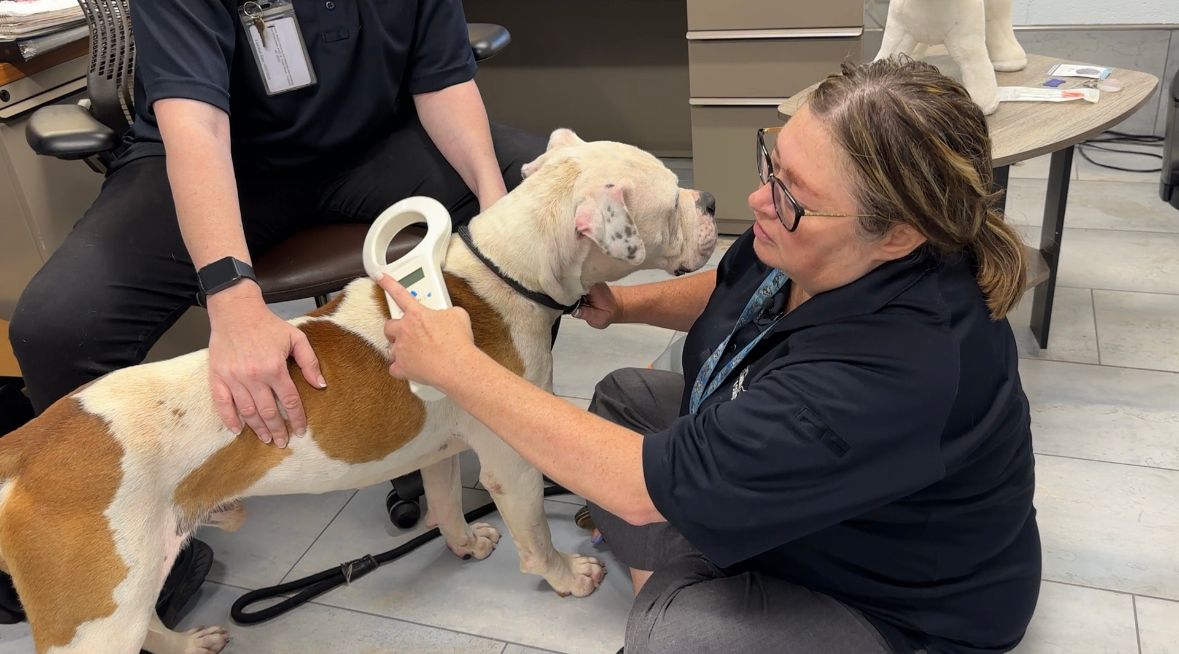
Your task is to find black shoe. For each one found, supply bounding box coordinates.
[155,538,213,628]
[574,505,595,530]
[1,381,33,625]
[0,571,25,624]
[0,377,34,438]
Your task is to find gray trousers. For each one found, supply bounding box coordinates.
[587,368,894,654]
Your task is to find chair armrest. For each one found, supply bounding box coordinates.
[25,104,117,160]
[468,23,511,62]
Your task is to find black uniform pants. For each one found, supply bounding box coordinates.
[586,368,893,654]
[9,122,546,413]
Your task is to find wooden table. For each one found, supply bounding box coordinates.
[0,37,87,86]
[779,53,1158,348]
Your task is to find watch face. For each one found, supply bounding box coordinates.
[200,257,253,294]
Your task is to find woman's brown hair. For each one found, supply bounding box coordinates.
[807,57,1026,319]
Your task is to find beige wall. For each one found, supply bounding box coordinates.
[463,0,693,157]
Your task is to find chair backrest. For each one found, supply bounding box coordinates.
[78,0,136,139]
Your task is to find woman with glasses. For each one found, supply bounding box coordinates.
[381,57,1040,653]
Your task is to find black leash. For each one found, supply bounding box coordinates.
[230,484,573,624]
[456,224,582,314]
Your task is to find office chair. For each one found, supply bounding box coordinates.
[1162,68,1179,211]
[24,0,513,528]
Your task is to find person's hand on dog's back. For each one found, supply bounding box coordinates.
[207,285,325,448]
[572,283,622,330]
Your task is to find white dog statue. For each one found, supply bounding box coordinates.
[875,0,1028,115]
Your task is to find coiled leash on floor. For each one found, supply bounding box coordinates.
[230,484,573,624]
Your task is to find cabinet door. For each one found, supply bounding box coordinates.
[691,103,786,235]
[689,36,863,99]
[687,0,862,32]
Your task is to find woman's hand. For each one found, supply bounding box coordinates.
[377,275,476,388]
[572,283,623,330]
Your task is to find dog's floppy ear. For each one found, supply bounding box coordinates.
[546,128,585,151]
[522,128,586,178]
[574,183,645,264]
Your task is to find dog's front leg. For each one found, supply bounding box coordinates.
[472,438,605,597]
[420,455,501,560]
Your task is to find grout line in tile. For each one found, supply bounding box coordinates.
[664,329,680,351]
[499,643,509,654]
[1085,287,1179,299]
[557,394,592,407]
[1035,451,1179,475]
[1039,578,1179,605]
[1011,222,1179,237]
[1016,352,1179,377]
[1133,595,1143,654]
[204,579,528,650]
[545,495,585,508]
[1052,284,1179,298]
[1091,288,1104,365]
[1044,225,1179,239]
[278,489,358,585]
[307,602,518,649]
[303,593,569,653]
[1013,176,1163,189]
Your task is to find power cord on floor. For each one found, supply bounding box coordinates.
[229,483,573,625]
[1076,130,1165,173]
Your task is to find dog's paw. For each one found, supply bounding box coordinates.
[553,553,606,598]
[179,624,230,654]
[447,522,501,561]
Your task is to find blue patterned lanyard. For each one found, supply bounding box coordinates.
[689,270,788,414]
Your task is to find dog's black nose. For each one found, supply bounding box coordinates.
[697,191,717,216]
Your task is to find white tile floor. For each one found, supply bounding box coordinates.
[3,153,1178,653]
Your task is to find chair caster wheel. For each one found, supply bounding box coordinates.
[574,505,595,530]
[386,490,422,529]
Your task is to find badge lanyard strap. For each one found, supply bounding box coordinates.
[689,270,788,414]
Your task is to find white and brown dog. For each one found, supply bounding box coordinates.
[0,128,718,654]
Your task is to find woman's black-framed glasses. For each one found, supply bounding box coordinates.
[756,126,871,232]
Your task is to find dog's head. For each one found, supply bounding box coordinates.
[519,128,718,289]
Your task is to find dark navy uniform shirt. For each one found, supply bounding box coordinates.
[643,230,1041,652]
[117,0,477,171]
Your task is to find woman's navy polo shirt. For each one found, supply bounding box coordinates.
[117,0,477,171]
[643,230,1041,652]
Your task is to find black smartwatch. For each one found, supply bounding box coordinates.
[196,256,257,305]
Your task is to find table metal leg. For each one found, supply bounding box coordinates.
[992,164,1011,214]
[1029,146,1073,349]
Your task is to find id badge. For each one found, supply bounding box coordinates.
[239,0,317,95]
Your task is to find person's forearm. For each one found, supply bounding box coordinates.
[439,349,663,526]
[615,269,716,332]
[414,80,506,208]
[156,99,264,312]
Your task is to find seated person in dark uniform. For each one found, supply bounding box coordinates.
[4,0,546,624]
[377,58,1042,653]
